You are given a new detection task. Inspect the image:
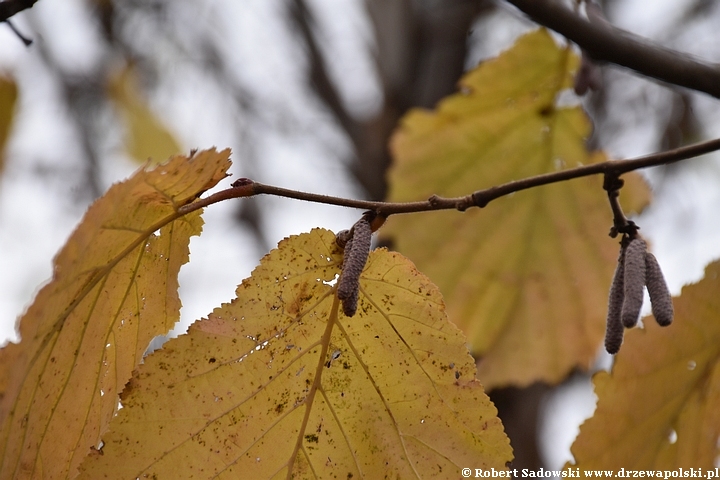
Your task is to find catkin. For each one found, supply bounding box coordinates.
[605,248,626,354]
[337,216,372,317]
[341,286,359,318]
[621,237,647,328]
[645,252,674,326]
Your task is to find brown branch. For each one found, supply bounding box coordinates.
[177,136,720,218]
[0,0,39,22]
[502,0,720,99]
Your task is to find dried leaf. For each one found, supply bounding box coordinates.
[571,260,720,469]
[0,149,230,479]
[385,29,650,387]
[78,229,512,479]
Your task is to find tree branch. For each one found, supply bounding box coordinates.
[0,0,39,22]
[501,0,720,99]
[177,137,720,218]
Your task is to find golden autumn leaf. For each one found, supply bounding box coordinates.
[0,149,230,479]
[0,75,17,174]
[570,260,720,470]
[108,65,182,164]
[78,229,512,479]
[385,29,650,388]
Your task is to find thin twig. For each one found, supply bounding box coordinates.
[502,0,720,99]
[5,19,32,45]
[602,174,634,238]
[177,136,720,218]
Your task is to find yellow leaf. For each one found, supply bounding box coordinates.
[0,75,18,174]
[385,29,650,388]
[0,149,230,479]
[78,229,513,479]
[570,260,720,470]
[108,65,182,164]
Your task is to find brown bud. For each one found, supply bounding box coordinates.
[369,213,387,233]
[231,177,254,187]
[335,229,351,249]
[574,53,602,96]
[605,248,626,354]
[621,237,647,328]
[645,252,673,326]
[337,216,372,317]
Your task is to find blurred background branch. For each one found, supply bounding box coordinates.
[505,0,720,99]
[0,0,39,22]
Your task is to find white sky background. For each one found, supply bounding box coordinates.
[1,0,720,472]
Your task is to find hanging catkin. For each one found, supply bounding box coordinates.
[605,248,626,354]
[337,216,372,317]
[621,237,647,328]
[645,252,674,326]
[603,233,674,354]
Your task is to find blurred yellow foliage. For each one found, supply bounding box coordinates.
[108,65,181,164]
[386,30,650,388]
[0,75,18,174]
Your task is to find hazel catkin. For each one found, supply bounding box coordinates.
[645,252,674,326]
[337,216,372,317]
[604,234,674,354]
[621,237,647,329]
[605,248,626,354]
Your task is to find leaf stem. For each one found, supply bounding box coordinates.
[177,136,720,218]
[602,173,636,238]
